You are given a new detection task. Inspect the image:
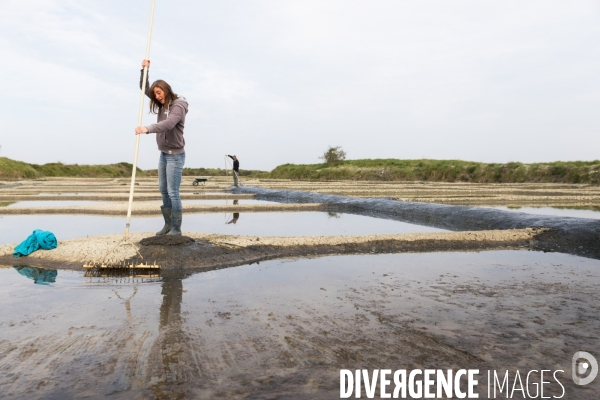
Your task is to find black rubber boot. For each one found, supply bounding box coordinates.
[156,206,172,236]
[168,209,182,236]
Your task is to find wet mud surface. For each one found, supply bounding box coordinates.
[1,251,599,399]
[135,229,542,272]
[140,235,196,246]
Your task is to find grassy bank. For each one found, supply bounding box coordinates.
[269,159,600,184]
[3,157,600,183]
[0,158,43,180]
[0,157,148,180]
[0,157,266,180]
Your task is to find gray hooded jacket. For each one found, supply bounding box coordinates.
[140,70,188,154]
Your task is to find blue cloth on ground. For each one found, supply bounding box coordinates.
[13,229,58,258]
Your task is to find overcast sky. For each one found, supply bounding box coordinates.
[1,0,599,171]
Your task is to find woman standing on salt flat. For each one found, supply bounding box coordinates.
[135,59,189,236]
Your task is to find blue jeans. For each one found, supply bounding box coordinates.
[158,151,185,211]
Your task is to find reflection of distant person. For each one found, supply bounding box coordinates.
[227,155,239,186]
[227,212,240,224]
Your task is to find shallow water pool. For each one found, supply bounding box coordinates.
[186,199,278,205]
[483,205,600,219]
[32,191,231,196]
[1,199,277,208]
[3,201,104,207]
[0,212,445,245]
[1,250,598,399]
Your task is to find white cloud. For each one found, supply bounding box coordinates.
[1,0,599,169]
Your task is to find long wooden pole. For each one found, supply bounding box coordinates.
[125,0,156,237]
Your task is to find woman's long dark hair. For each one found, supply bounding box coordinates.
[149,80,179,114]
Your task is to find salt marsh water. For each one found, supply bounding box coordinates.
[484,205,600,219]
[185,199,278,205]
[32,191,230,196]
[2,179,599,398]
[1,250,598,399]
[1,199,277,207]
[3,201,101,207]
[0,212,445,245]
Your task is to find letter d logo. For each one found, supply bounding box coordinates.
[572,351,598,386]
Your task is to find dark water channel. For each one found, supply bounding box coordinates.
[1,250,599,399]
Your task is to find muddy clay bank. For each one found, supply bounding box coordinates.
[0,228,545,270]
[234,186,600,259]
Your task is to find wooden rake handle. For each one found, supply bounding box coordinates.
[125,0,156,237]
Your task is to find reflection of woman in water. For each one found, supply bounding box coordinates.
[227,212,240,224]
[156,273,191,395]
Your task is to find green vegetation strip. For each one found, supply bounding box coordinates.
[0,157,266,180]
[269,159,600,184]
[3,157,600,183]
[0,157,145,179]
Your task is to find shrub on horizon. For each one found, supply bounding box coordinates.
[320,146,347,164]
